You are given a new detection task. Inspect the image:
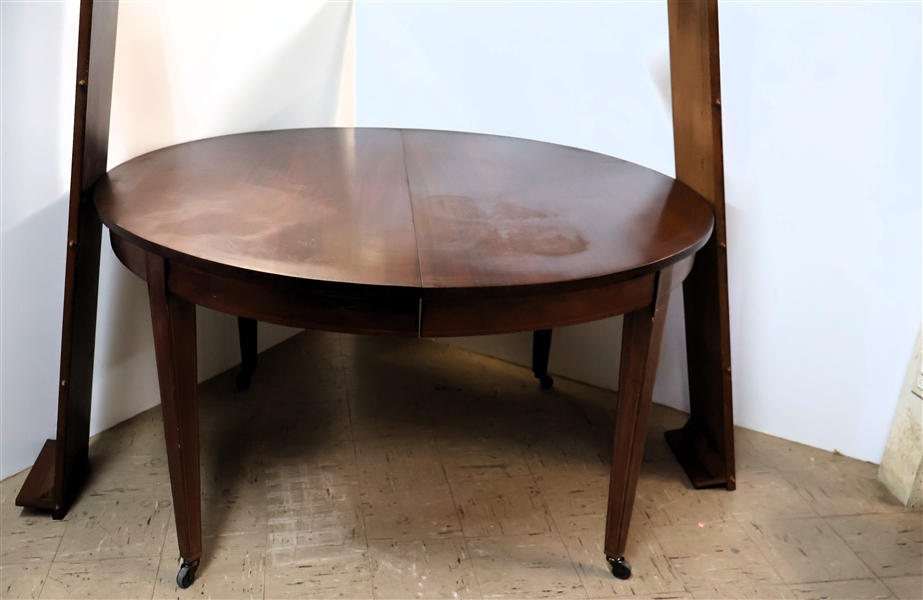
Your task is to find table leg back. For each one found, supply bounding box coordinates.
[236,317,258,390]
[532,329,554,389]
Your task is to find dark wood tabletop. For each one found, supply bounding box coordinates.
[94,128,714,300]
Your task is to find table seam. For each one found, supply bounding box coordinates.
[399,129,426,338]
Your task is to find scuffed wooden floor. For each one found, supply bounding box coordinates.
[1,331,920,599]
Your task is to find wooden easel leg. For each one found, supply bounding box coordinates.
[15,0,119,518]
[665,0,736,491]
[146,254,203,589]
[15,199,103,518]
[236,317,257,390]
[604,267,672,580]
[532,329,554,389]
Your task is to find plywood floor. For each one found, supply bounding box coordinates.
[1,331,920,600]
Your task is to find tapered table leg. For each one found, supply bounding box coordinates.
[146,254,202,589]
[236,317,257,390]
[532,329,554,389]
[604,266,673,580]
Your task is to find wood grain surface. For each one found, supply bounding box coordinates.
[403,130,712,291]
[95,128,713,304]
[96,128,422,291]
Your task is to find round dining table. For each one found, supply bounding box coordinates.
[93,127,714,588]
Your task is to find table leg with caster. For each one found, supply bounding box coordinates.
[147,254,203,589]
[236,317,257,390]
[532,329,554,389]
[604,267,672,579]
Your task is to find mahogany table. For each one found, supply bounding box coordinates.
[93,127,713,588]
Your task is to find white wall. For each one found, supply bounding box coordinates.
[720,2,920,463]
[356,1,922,463]
[0,0,355,479]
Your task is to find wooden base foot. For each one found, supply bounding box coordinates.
[665,419,735,489]
[15,440,61,515]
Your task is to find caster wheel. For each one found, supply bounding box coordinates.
[607,556,631,580]
[235,371,252,391]
[176,559,199,589]
[538,374,554,389]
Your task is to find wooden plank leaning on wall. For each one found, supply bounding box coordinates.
[15,0,119,517]
[664,0,737,491]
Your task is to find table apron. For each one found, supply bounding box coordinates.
[111,232,692,338]
[420,276,655,337]
[111,232,420,336]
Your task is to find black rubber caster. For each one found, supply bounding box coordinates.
[607,556,631,580]
[537,374,554,389]
[176,559,200,589]
[235,370,252,391]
